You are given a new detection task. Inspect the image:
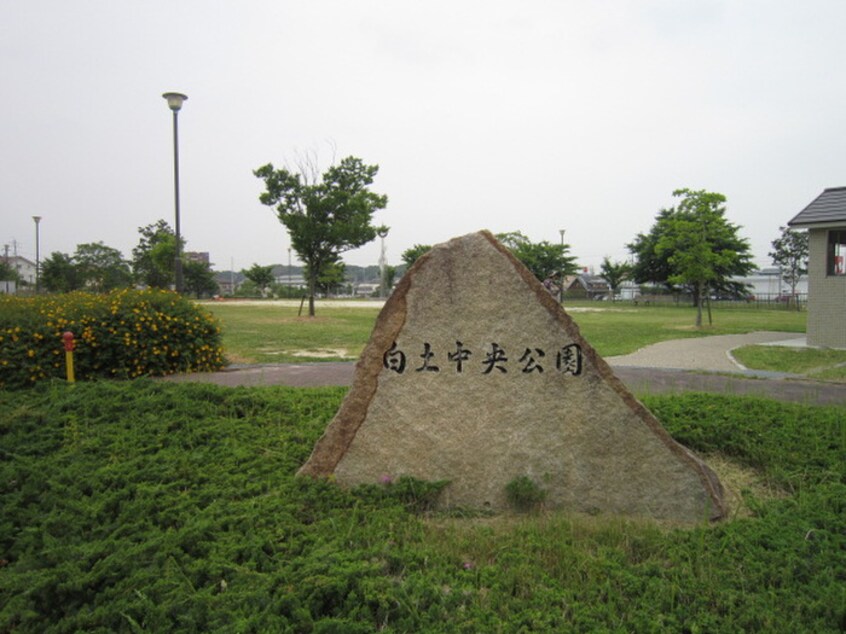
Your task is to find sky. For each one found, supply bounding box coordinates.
[2,1,845,273]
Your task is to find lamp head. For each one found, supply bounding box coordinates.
[162,92,188,112]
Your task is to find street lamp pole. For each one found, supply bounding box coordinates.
[162,92,188,293]
[558,229,566,304]
[33,216,42,293]
[377,228,388,299]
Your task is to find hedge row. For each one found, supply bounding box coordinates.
[0,290,224,388]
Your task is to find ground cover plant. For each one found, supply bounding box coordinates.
[2,381,843,632]
[0,290,223,388]
[732,345,846,383]
[204,300,806,362]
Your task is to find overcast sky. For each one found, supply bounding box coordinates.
[2,1,845,273]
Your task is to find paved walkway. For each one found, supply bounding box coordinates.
[604,331,806,374]
[161,332,846,406]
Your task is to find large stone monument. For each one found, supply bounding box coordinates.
[299,231,726,522]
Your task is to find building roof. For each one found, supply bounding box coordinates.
[788,186,846,228]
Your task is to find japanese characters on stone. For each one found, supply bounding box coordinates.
[383,341,583,376]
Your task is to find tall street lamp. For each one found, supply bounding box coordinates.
[162,92,188,293]
[377,228,388,299]
[558,229,566,304]
[33,216,42,293]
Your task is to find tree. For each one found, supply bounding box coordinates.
[401,244,432,268]
[40,252,82,293]
[242,264,275,296]
[600,257,631,299]
[184,260,219,299]
[132,220,180,289]
[627,208,679,293]
[254,156,388,316]
[384,264,397,292]
[496,231,578,284]
[74,242,132,292]
[308,259,346,295]
[0,257,21,285]
[769,226,808,311]
[643,189,754,327]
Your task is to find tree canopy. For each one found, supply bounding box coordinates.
[254,156,388,316]
[74,242,132,293]
[241,264,275,296]
[599,257,632,298]
[401,244,432,268]
[629,189,754,326]
[132,220,179,290]
[41,243,131,294]
[496,231,578,285]
[41,252,82,293]
[183,260,219,299]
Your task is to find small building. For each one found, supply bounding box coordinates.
[788,186,846,348]
[8,256,36,285]
[564,274,611,300]
[184,251,210,266]
[734,268,807,301]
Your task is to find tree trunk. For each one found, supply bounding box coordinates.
[695,282,703,327]
[307,273,316,317]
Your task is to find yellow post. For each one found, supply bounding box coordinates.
[63,331,75,383]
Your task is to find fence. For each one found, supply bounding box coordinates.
[623,292,807,310]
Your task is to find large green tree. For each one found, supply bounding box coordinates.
[40,252,82,293]
[632,189,754,327]
[769,226,808,311]
[74,242,132,293]
[132,220,180,290]
[254,156,388,316]
[496,231,578,285]
[184,260,219,299]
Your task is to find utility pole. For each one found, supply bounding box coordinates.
[558,229,566,304]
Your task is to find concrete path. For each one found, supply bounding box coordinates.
[161,331,846,406]
[605,331,806,374]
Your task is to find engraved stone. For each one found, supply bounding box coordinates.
[299,231,726,522]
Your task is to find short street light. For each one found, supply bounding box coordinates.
[162,91,188,292]
[33,215,42,293]
[558,229,566,304]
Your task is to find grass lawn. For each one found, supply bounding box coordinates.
[732,345,846,382]
[204,301,379,364]
[1,381,844,632]
[204,299,807,363]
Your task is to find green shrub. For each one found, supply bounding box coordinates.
[0,386,844,632]
[0,290,224,388]
[505,475,547,512]
[353,475,450,513]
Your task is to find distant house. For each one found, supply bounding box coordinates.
[7,256,36,285]
[788,186,846,348]
[214,271,245,296]
[564,274,611,300]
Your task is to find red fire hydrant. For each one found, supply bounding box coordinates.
[62,331,75,383]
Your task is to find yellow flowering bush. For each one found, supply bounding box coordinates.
[0,290,224,388]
